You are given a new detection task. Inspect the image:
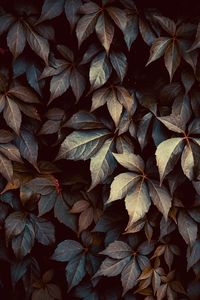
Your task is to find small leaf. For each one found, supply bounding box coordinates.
[154,15,176,36]
[121,257,141,296]
[113,152,144,173]
[49,69,70,103]
[95,13,114,53]
[5,211,27,242]
[0,152,13,182]
[164,41,181,82]
[65,0,82,30]
[94,256,130,277]
[187,239,200,270]
[76,12,99,47]
[146,37,171,66]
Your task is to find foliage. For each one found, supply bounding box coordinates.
[0,0,200,299]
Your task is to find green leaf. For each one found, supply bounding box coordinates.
[156,138,184,183]
[125,180,151,225]
[108,172,141,203]
[89,52,112,90]
[7,21,26,59]
[56,129,110,161]
[51,239,83,262]
[89,138,116,190]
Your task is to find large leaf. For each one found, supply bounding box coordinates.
[95,13,114,53]
[125,180,151,225]
[121,257,141,296]
[108,172,141,203]
[7,21,26,59]
[56,129,110,161]
[89,138,116,190]
[3,96,22,134]
[156,138,184,183]
[89,52,112,90]
[51,239,83,262]
[148,180,172,220]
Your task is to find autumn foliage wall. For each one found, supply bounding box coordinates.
[0,0,200,299]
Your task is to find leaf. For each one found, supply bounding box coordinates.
[25,177,54,195]
[9,85,40,103]
[37,0,64,23]
[89,138,116,190]
[70,68,86,101]
[107,91,123,127]
[76,12,99,47]
[66,254,86,291]
[157,115,185,133]
[31,215,55,246]
[38,191,57,216]
[106,7,127,31]
[26,24,49,65]
[155,138,184,183]
[146,37,171,66]
[0,152,13,182]
[181,144,195,180]
[65,0,82,30]
[51,239,83,262]
[17,129,39,170]
[56,129,110,161]
[5,211,27,242]
[187,239,200,270]
[100,241,131,259]
[7,21,26,59]
[154,15,176,36]
[78,207,94,234]
[121,257,141,296]
[0,143,22,162]
[49,70,70,104]
[89,52,112,90]
[148,180,172,220]
[12,220,35,258]
[91,87,110,111]
[65,111,104,130]
[188,22,200,51]
[164,41,181,82]
[94,256,130,277]
[110,51,128,82]
[95,13,114,53]
[178,210,197,245]
[113,152,144,173]
[108,172,141,203]
[3,96,22,134]
[125,180,151,225]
